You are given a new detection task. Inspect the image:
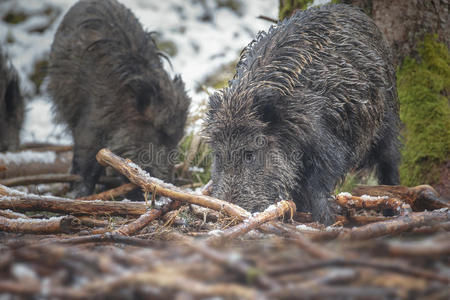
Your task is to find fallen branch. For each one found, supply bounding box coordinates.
[19,143,73,153]
[84,270,260,300]
[352,185,449,211]
[0,173,123,187]
[0,150,71,180]
[0,215,81,234]
[115,200,182,236]
[338,208,449,240]
[207,200,295,245]
[268,285,396,299]
[0,209,29,219]
[186,239,279,290]
[266,222,336,259]
[373,236,450,257]
[0,280,87,299]
[0,185,147,216]
[336,193,410,214]
[0,173,79,187]
[267,257,450,284]
[411,221,450,234]
[344,215,394,225]
[96,149,251,220]
[79,183,137,200]
[52,233,159,248]
[77,216,111,228]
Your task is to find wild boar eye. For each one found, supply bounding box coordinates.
[243,151,255,164]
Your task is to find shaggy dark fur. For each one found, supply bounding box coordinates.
[48,0,190,197]
[205,4,400,225]
[0,47,24,152]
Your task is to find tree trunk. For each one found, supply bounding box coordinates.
[342,0,449,66]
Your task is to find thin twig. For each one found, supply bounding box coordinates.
[114,200,182,236]
[79,183,137,200]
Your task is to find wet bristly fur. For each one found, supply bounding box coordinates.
[205,4,400,225]
[0,47,24,152]
[48,0,190,197]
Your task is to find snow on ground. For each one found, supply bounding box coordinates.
[0,0,329,145]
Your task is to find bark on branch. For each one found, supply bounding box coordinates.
[79,183,137,201]
[351,185,449,211]
[0,215,81,234]
[114,200,182,236]
[207,200,296,245]
[338,208,449,240]
[0,185,147,216]
[96,149,251,220]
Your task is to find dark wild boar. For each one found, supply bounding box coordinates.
[48,0,190,197]
[205,4,400,225]
[0,48,24,152]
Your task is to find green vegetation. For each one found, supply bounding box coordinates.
[334,171,378,194]
[156,39,178,57]
[196,60,237,92]
[2,11,28,24]
[29,58,48,95]
[176,132,212,186]
[216,0,244,16]
[397,35,450,186]
[278,0,314,20]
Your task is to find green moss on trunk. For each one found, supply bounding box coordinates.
[278,0,314,20]
[397,35,450,186]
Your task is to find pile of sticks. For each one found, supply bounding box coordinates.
[0,148,448,299]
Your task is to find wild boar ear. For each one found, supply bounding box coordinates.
[129,80,160,113]
[256,97,282,126]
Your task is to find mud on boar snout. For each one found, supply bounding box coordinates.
[205,4,401,225]
[48,0,190,197]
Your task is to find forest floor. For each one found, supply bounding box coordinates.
[0,146,448,299]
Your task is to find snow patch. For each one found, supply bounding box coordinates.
[337,192,352,197]
[11,263,38,282]
[0,150,56,165]
[360,194,389,201]
[207,229,223,236]
[296,224,319,231]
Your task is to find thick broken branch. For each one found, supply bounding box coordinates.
[338,208,449,240]
[96,149,251,220]
[336,193,409,213]
[0,150,71,180]
[0,215,81,234]
[0,185,146,216]
[0,173,80,187]
[351,185,449,211]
